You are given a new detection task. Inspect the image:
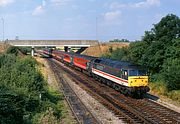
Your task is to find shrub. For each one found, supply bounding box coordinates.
[162,58,180,91]
[0,52,63,123]
[6,46,19,55]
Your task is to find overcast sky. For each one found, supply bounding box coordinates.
[0,0,180,41]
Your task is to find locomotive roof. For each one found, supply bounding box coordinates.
[97,58,144,70]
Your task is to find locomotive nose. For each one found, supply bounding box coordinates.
[128,76,148,87]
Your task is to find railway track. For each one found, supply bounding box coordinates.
[50,58,180,124]
[48,59,100,124]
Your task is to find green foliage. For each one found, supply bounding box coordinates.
[110,47,130,61]
[0,54,17,69]
[142,14,180,73]
[109,39,130,42]
[162,58,180,91]
[6,46,19,55]
[153,14,180,42]
[128,41,148,65]
[106,14,180,92]
[6,46,31,55]
[0,85,25,124]
[0,52,63,123]
[149,81,168,95]
[167,90,180,102]
[165,39,180,59]
[18,47,31,55]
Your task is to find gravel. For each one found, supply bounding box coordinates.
[62,74,124,124]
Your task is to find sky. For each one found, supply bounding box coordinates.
[0,0,180,42]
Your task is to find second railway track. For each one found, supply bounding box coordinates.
[49,58,180,124]
[48,58,100,124]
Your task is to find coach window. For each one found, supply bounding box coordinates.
[86,62,90,69]
[70,57,73,62]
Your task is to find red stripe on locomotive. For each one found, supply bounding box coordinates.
[92,68,128,83]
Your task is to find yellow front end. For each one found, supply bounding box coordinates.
[128,76,148,87]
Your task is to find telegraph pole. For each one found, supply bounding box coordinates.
[96,17,98,40]
[96,17,102,55]
[1,18,4,42]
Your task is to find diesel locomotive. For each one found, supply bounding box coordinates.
[43,49,150,97]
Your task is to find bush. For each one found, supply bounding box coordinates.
[0,52,63,123]
[0,85,25,124]
[167,90,180,102]
[149,81,168,95]
[18,47,31,55]
[162,58,180,91]
[110,47,130,61]
[6,46,19,55]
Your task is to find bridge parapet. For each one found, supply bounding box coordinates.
[6,40,98,47]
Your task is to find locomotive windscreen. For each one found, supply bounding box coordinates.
[129,70,147,76]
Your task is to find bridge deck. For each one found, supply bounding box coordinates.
[6,40,98,47]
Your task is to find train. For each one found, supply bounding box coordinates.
[42,49,150,97]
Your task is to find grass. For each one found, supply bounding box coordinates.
[35,58,77,124]
[149,81,168,95]
[0,43,9,53]
[149,82,180,104]
[83,42,129,57]
[167,90,180,102]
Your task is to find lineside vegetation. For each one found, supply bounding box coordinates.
[103,14,180,102]
[0,46,64,123]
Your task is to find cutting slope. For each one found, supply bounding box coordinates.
[83,42,129,57]
[0,43,9,53]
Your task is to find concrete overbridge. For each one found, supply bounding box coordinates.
[6,40,98,56]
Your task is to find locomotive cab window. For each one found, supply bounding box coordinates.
[129,70,138,76]
[129,70,147,76]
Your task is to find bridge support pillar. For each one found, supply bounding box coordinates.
[64,46,71,52]
[31,46,34,56]
[64,46,68,52]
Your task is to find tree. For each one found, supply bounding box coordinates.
[165,38,180,59]
[110,47,130,61]
[128,41,148,65]
[109,39,130,42]
[153,14,180,42]
[162,58,180,90]
[0,85,25,124]
[6,46,19,56]
[141,14,180,73]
